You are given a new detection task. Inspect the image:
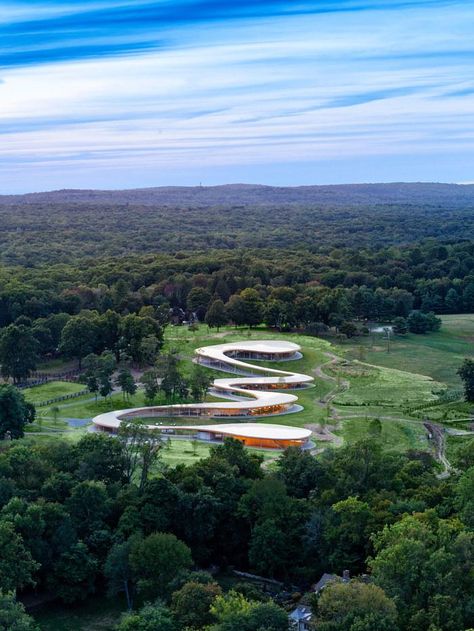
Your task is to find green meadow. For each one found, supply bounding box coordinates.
[21,315,473,461]
[343,314,474,387]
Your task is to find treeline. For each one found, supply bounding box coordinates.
[1,241,473,330]
[0,240,472,380]
[0,427,472,630]
[0,242,474,326]
[0,309,165,383]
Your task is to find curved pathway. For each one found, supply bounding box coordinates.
[93,341,314,445]
[312,352,454,475]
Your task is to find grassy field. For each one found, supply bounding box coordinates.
[20,317,473,459]
[335,417,429,452]
[330,362,442,408]
[343,314,474,387]
[23,380,86,405]
[159,438,279,466]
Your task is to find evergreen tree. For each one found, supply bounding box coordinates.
[458,358,474,402]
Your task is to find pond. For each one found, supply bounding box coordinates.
[65,418,91,428]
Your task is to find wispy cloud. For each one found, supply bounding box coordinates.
[0,0,473,191]
[1,0,465,68]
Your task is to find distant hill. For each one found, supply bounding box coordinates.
[1,182,474,207]
[0,183,472,265]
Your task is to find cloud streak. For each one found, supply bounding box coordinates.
[0,0,473,191]
[1,0,465,67]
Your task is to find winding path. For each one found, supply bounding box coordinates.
[312,352,454,475]
[93,341,314,447]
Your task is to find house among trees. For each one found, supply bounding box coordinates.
[289,604,312,630]
[311,569,350,594]
[289,571,351,629]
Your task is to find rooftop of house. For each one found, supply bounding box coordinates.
[311,570,350,593]
[289,605,312,622]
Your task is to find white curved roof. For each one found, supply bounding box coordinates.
[93,340,313,441]
[151,423,310,441]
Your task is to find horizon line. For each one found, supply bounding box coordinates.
[1,180,472,196]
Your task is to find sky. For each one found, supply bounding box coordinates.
[1,0,474,192]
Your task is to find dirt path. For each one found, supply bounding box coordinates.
[423,422,452,478]
[307,352,453,475]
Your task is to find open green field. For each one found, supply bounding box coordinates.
[159,438,279,466]
[23,380,86,405]
[21,316,473,460]
[343,314,474,387]
[330,362,442,408]
[335,417,429,452]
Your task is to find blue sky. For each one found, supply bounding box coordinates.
[1,0,473,192]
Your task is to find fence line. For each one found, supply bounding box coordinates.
[15,370,80,390]
[36,390,89,408]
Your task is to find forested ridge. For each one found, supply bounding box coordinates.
[0,183,473,264]
[0,239,472,382]
[1,240,473,325]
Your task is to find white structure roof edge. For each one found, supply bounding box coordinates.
[93,340,313,440]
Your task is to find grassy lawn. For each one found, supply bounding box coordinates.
[160,438,212,466]
[51,390,152,419]
[159,438,280,467]
[342,314,474,387]
[335,417,430,453]
[330,362,442,408]
[23,380,86,405]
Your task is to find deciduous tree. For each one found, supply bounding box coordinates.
[0,385,35,440]
[314,581,398,631]
[116,368,137,401]
[0,592,39,631]
[205,299,228,330]
[130,532,192,599]
[0,522,39,594]
[171,579,221,628]
[116,602,174,631]
[0,325,39,383]
[60,315,100,368]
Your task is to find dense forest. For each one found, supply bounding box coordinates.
[0,429,473,630]
[0,184,473,264]
[0,237,472,379]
